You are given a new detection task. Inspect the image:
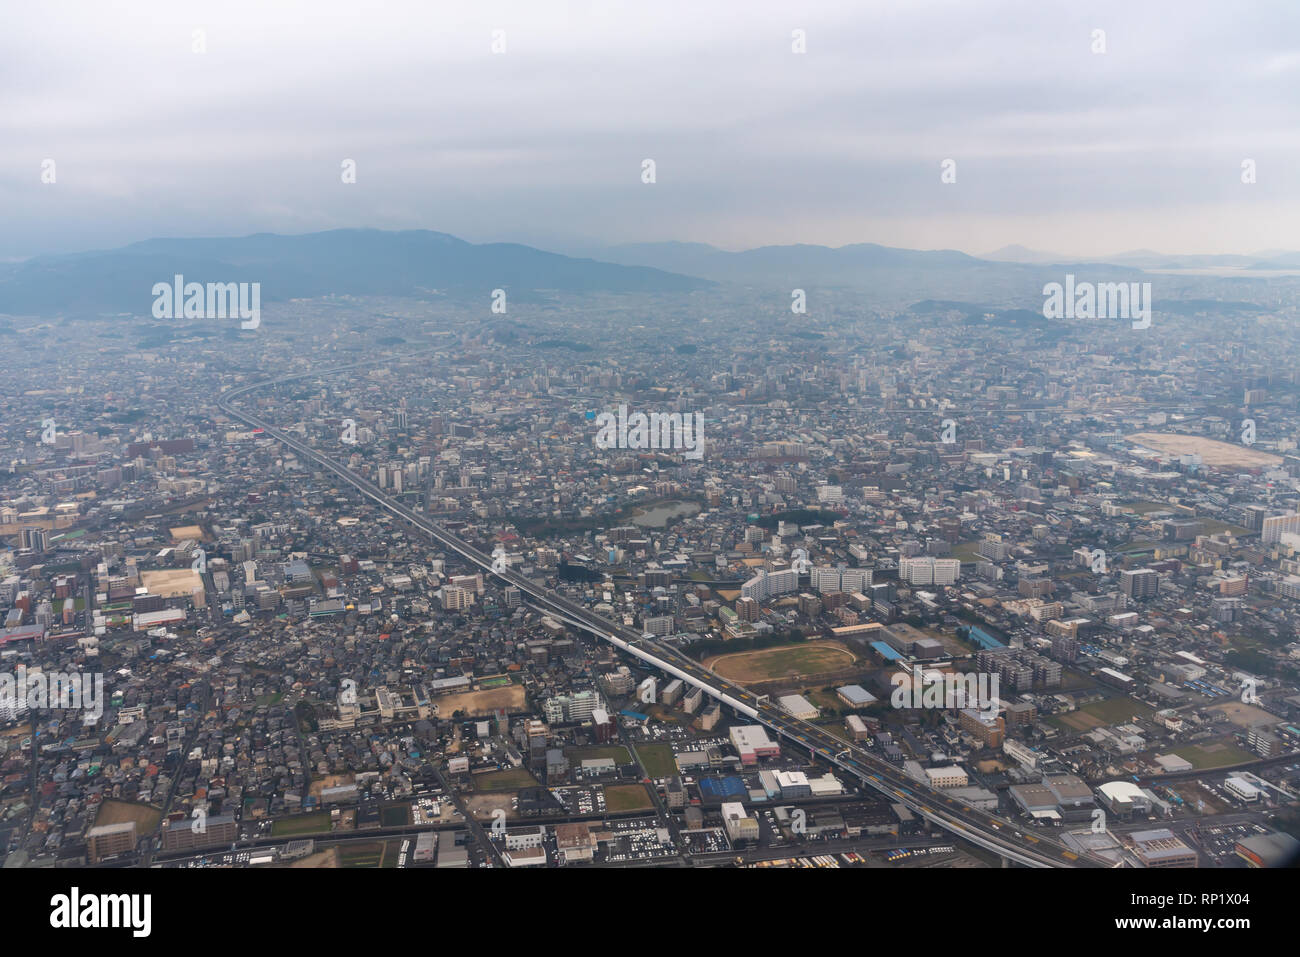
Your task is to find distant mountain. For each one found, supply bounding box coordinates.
[0,229,712,316]
[979,244,1071,264]
[577,240,1153,301]
[1105,249,1284,270]
[587,240,1300,280]
[1245,251,1300,269]
[1107,248,1168,263]
[5,228,1289,317]
[588,240,986,285]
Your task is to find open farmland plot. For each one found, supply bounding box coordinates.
[567,745,632,764]
[1080,696,1154,725]
[474,768,537,791]
[339,841,390,869]
[1174,742,1256,770]
[1049,696,1153,732]
[633,743,677,778]
[604,784,655,813]
[1051,711,1105,732]
[271,811,334,837]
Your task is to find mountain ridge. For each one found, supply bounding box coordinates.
[0,228,713,316]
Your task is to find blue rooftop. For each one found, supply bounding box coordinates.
[699,776,746,799]
[968,626,1005,649]
[870,641,903,661]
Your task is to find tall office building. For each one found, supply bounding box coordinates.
[21,527,47,553]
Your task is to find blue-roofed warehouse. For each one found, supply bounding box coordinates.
[870,640,904,662]
[967,626,1005,649]
[698,775,747,805]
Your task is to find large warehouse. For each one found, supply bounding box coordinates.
[778,694,819,720]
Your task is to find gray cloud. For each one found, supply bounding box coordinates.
[2,0,1299,259]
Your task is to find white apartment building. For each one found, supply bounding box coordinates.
[1263,512,1300,544]
[741,567,799,602]
[899,556,960,586]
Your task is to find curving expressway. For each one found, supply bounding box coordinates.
[217,361,1105,869]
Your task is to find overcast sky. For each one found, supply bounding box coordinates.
[3,0,1299,260]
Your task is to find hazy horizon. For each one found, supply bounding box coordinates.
[3,225,1298,269]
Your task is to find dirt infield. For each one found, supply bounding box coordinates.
[432,685,527,717]
[94,800,162,834]
[466,794,517,822]
[1125,433,1282,468]
[289,849,339,868]
[705,640,857,683]
[308,773,354,798]
[1209,700,1276,727]
[140,568,205,599]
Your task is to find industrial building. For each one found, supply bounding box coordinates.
[720,802,760,844]
[1129,828,1197,868]
[729,725,780,765]
[778,693,819,720]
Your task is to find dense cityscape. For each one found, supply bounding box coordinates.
[7,0,1298,942]
[3,279,1300,874]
